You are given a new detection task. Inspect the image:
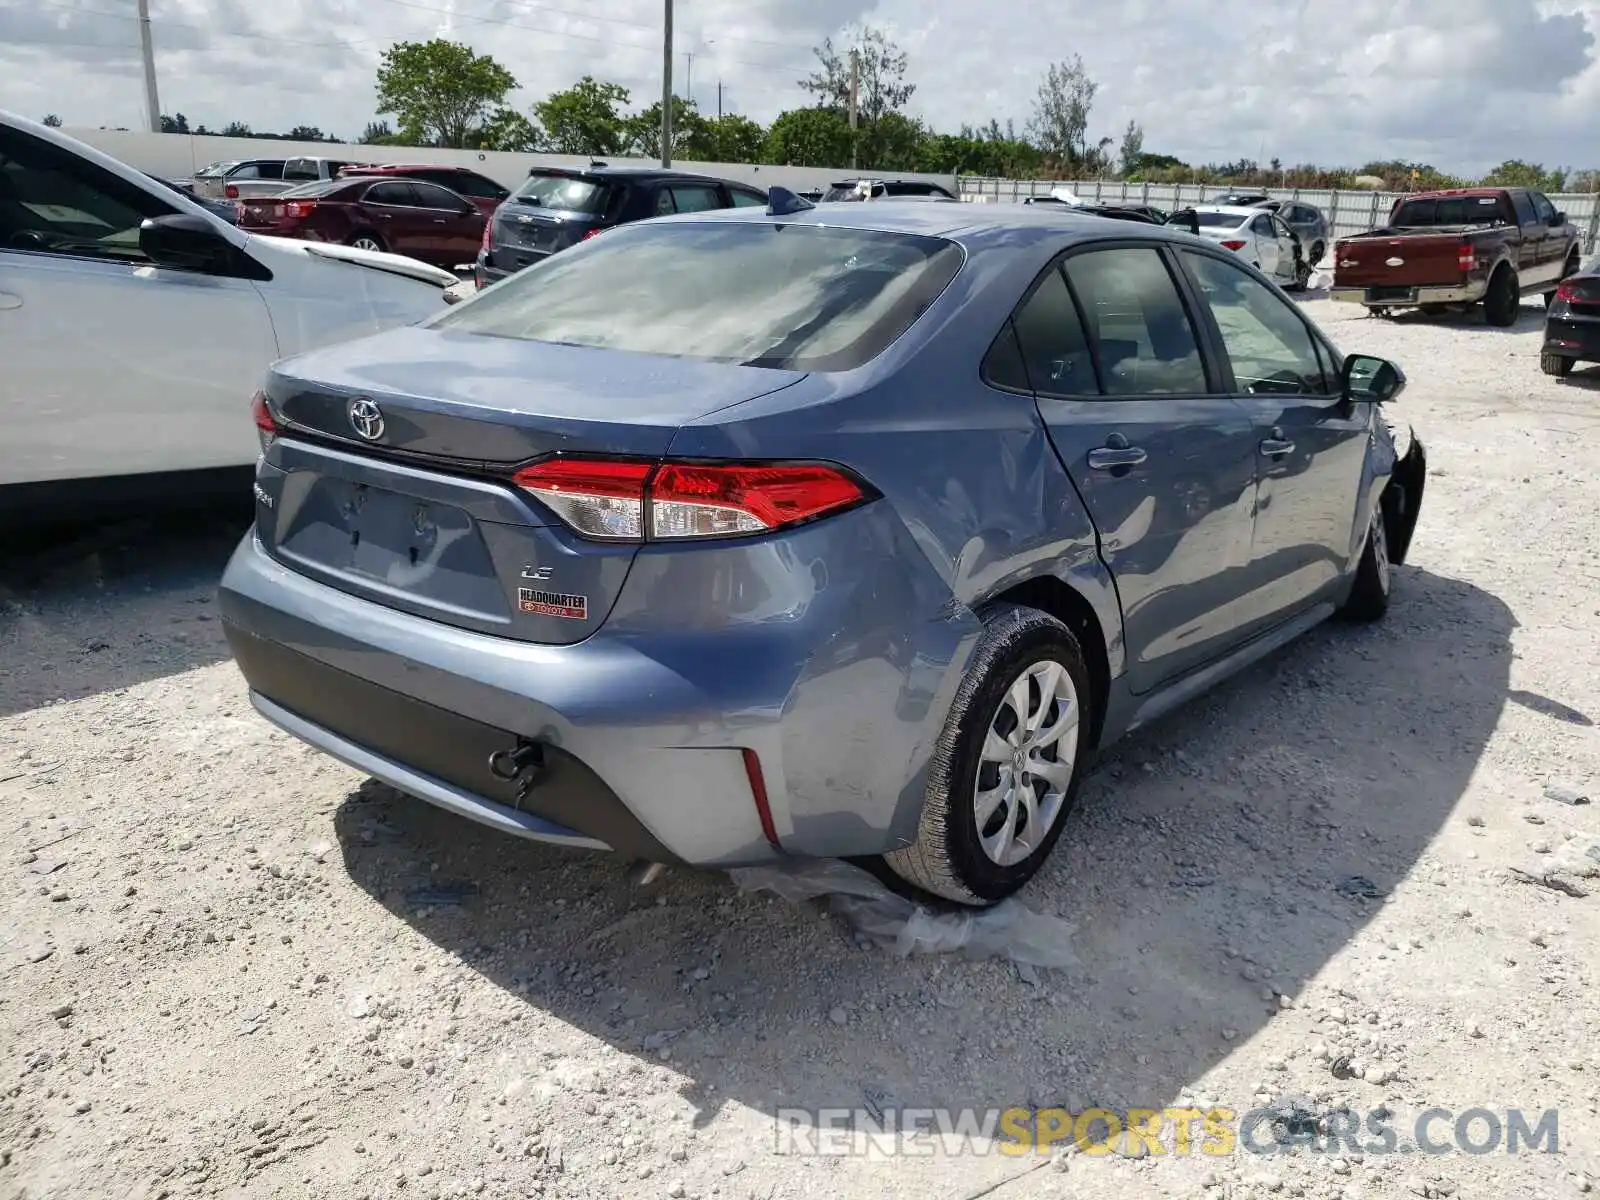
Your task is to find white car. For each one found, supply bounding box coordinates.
[0,112,456,513]
[1183,205,1310,290]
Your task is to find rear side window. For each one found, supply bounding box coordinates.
[1250,214,1274,236]
[364,182,415,206]
[433,171,506,199]
[412,182,467,209]
[982,321,1032,392]
[431,222,964,372]
[1008,268,1097,395]
[729,188,767,208]
[515,172,611,214]
[1062,248,1208,396]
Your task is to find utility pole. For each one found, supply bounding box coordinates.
[684,52,693,109]
[848,47,859,172]
[716,80,722,121]
[660,0,673,167]
[136,0,161,133]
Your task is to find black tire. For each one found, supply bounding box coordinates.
[1541,352,1574,378]
[346,230,387,253]
[1483,267,1519,327]
[1309,241,1325,265]
[1338,506,1391,623]
[883,604,1094,906]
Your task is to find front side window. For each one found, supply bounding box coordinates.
[0,127,172,263]
[1183,250,1327,395]
[430,221,964,372]
[1061,247,1208,396]
[1531,192,1558,223]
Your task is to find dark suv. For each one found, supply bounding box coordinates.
[476,167,768,286]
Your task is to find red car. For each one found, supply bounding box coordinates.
[337,163,510,219]
[234,177,485,268]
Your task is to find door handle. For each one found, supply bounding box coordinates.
[1260,427,1295,458]
[1088,445,1148,471]
[431,218,447,224]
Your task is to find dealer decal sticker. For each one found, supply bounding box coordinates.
[518,588,588,620]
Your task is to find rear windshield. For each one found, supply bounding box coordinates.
[1391,195,1509,226]
[824,182,875,202]
[514,172,611,213]
[1194,211,1245,228]
[432,221,964,371]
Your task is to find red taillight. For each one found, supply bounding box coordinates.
[1555,280,1579,303]
[225,183,238,199]
[1458,242,1475,273]
[511,457,869,542]
[250,390,278,452]
[1220,239,1247,251]
[283,200,317,219]
[480,219,493,252]
[581,228,604,241]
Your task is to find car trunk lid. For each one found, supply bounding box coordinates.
[257,325,808,645]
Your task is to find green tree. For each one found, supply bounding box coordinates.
[476,108,539,152]
[1117,119,1144,177]
[158,113,190,134]
[286,124,324,141]
[221,121,252,137]
[800,24,915,168]
[375,39,517,149]
[625,97,709,161]
[700,114,766,163]
[531,76,630,157]
[1030,56,1098,170]
[42,113,63,127]
[360,120,398,145]
[762,106,853,168]
[1479,159,1566,192]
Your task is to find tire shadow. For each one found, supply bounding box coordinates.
[330,564,1511,1139]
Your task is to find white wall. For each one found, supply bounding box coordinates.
[61,127,959,196]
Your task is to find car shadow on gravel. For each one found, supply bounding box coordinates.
[0,499,250,718]
[330,563,1513,1134]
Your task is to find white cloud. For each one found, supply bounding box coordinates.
[2,0,1598,174]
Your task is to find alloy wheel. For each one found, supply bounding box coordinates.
[973,658,1079,867]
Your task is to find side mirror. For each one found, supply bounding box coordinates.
[1550,211,1567,227]
[1342,353,1405,404]
[139,213,234,273]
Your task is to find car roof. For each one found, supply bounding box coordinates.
[528,165,735,184]
[659,198,1211,249]
[1192,205,1266,218]
[355,163,481,173]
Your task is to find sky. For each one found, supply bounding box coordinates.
[2,0,1599,176]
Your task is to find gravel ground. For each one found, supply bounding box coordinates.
[2,296,1598,1200]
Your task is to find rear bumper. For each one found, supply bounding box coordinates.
[1543,316,1600,362]
[1330,281,1485,307]
[219,516,979,867]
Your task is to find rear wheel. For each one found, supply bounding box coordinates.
[883,604,1093,907]
[1338,506,1391,622]
[1483,267,1519,327]
[1541,352,1574,378]
[347,231,386,253]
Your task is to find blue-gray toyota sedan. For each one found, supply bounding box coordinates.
[220,192,1426,906]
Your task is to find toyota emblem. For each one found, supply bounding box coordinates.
[347,397,385,441]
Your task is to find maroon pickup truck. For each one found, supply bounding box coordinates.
[1330,187,1582,326]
